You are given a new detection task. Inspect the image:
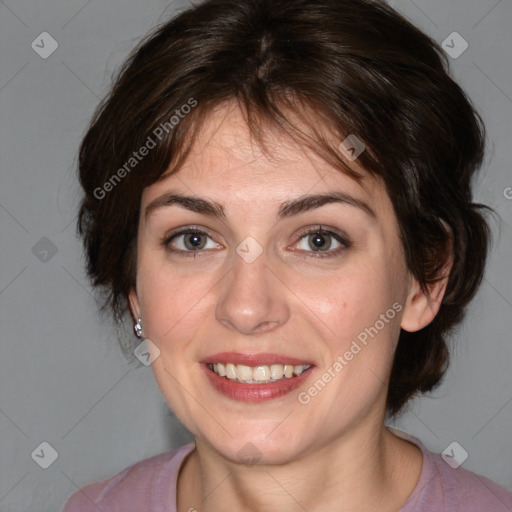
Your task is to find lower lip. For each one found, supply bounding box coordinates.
[202,364,313,402]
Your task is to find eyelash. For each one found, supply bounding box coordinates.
[161,225,351,259]
[293,227,351,259]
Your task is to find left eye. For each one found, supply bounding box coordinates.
[168,231,221,251]
[295,229,345,252]
[163,227,349,257]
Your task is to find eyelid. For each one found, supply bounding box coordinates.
[162,225,217,243]
[288,226,352,257]
[297,226,351,245]
[161,224,351,258]
[162,225,223,252]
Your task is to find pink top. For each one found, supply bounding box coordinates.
[61,429,512,511]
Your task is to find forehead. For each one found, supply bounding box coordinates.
[143,102,393,219]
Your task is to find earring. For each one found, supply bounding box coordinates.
[134,318,143,338]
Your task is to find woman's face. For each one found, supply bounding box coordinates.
[130,103,422,464]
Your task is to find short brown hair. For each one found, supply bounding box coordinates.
[77,0,494,416]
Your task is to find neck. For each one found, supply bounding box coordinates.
[177,424,423,512]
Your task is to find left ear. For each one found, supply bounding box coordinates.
[400,223,454,333]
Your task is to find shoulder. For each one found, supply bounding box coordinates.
[390,427,512,512]
[59,443,195,512]
[428,450,512,511]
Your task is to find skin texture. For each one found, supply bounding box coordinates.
[129,102,451,511]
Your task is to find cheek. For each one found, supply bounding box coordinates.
[136,259,213,343]
[294,259,403,386]
[292,263,392,335]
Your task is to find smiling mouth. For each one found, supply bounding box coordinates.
[207,362,312,384]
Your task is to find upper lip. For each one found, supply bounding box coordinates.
[200,352,314,366]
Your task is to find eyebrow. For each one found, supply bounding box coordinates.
[144,191,376,222]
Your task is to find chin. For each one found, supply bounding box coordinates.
[196,424,311,466]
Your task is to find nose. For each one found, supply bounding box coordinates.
[215,247,290,336]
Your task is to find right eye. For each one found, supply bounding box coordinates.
[163,228,223,255]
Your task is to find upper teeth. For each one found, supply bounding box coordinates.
[210,363,311,383]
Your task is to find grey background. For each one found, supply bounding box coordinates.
[0,0,511,510]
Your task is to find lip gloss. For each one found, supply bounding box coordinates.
[202,363,313,402]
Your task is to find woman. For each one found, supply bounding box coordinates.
[62,0,512,510]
